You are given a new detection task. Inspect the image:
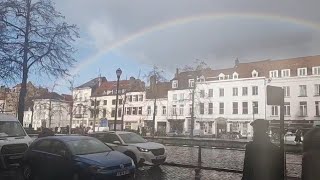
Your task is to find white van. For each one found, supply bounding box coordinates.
[0,114,33,169]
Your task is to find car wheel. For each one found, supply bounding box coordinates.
[124,151,138,167]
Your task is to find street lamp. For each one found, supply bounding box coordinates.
[114,68,122,131]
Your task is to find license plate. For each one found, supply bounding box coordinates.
[155,156,165,160]
[116,170,129,176]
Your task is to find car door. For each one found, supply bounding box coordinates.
[30,139,52,178]
[104,133,125,152]
[49,140,73,180]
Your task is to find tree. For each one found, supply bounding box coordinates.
[0,0,79,124]
[145,66,166,137]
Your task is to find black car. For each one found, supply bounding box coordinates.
[22,136,135,180]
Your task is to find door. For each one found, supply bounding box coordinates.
[49,140,73,179]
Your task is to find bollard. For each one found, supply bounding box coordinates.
[195,146,202,180]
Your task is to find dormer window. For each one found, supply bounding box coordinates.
[252,70,258,77]
[188,79,194,88]
[233,72,239,79]
[198,76,205,82]
[172,80,178,88]
[281,69,290,77]
[298,68,307,76]
[269,70,278,78]
[225,75,230,79]
[219,73,225,80]
[312,66,320,75]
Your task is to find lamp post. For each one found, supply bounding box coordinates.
[114,68,122,131]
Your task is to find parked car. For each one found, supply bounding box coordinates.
[22,136,135,180]
[285,132,303,144]
[89,131,167,167]
[0,114,33,170]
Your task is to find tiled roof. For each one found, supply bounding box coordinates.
[146,82,171,99]
[75,77,107,89]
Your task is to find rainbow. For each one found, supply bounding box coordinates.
[71,12,320,75]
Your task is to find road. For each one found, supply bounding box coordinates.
[1,145,302,180]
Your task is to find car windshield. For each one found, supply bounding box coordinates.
[0,121,26,137]
[119,133,146,144]
[66,139,111,155]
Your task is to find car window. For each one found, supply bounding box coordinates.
[104,134,121,143]
[33,139,52,153]
[66,138,111,155]
[119,133,146,144]
[51,140,68,156]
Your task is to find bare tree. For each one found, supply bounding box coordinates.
[0,0,79,124]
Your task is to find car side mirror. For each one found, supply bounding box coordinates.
[113,141,121,145]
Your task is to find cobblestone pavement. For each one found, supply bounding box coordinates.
[165,145,302,178]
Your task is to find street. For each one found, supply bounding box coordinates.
[1,145,302,180]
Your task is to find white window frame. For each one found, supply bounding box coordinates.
[172,80,178,88]
[208,89,213,97]
[233,102,238,114]
[162,106,166,115]
[233,87,238,96]
[316,101,320,116]
[218,73,225,80]
[219,88,224,97]
[271,106,279,116]
[300,102,307,116]
[283,86,290,97]
[299,85,307,96]
[284,102,290,116]
[233,72,239,79]
[313,66,320,75]
[198,76,205,82]
[173,94,177,101]
[281,69,291,77]
[179,93,184,100]
[252,70,258,77]
[315,84,320,96]
[208,103,213,114]
[172,105,177,116]
[269,70,279,78]
[179,105,184,115]
[188,79,194,88]
[298,68,307,76]
[242,87,248,96]
[252,86,258,96]
[147,106,151,115]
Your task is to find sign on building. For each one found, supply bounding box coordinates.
[267,86,284,105]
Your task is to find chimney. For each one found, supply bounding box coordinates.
[175,68,179,77]
[235,58,240,67]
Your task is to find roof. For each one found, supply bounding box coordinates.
[146,82,171,99]
[34,92,65,101]
[75,77,107,89]
[0,114,19,121]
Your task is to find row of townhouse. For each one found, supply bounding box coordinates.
[15,55,319,136]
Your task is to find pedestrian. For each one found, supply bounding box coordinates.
[301,126,320,180]
[295,128,302,144]
[242,119,282,180]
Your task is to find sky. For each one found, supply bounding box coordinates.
[27,0,320,92]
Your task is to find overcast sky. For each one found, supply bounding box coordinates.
[35,0,320,90]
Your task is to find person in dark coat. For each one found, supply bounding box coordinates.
[242,119,282,180]
[301,126,320,180]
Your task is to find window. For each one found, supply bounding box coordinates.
[200,103,204,115]
[179,105,184,115]
[253,101,258,114]
[233,72,239,79]
[172,80,178,88]
[132,107,137,115]
[51,140,68,156]
[242,102,248,114]
[119,99,123,105]
[299,85,307,96]
[173,94,177,101]
[208,89,213,97]
[172,105,177,115]
[103,109,106,117]
[128,95,132,102]
[189,79,194,88]
[298,68,307,76]
[233,102,238,114]
[189,104,192,115]
[271,106,279,116]
[132,95,137,102]
[316,101,320,116]
[269,70,278,78]
[138,95,143,101]
[283,86,290,97]
[138,107,142,115]
[198,76,205,82]
[242,87,248,96]
[127,107,132,115]
[219,73,224,80]
[300,101,307,116]
[104,134,121,144]
[200,90,205,98]
[315,84,320,96]
[281,69,290,77]
[180,93,184,100]
[313,66,320,75]
[112,99,116,105]
[118,108,122,117]
[252,86,258,95]
[208,103,213,114]
[162,106,166,115]
[103,100,107,105]
[233,87,238,96]
[284,102,290,116]
[111,108,115,117]
[252,70,258,77]
[219,88,224,97]
[135,95,138,102]
[147,106,151,115]
[219,103,224,114]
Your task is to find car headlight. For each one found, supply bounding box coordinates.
[137,147,149,152]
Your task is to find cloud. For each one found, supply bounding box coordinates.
[54,0,320,72]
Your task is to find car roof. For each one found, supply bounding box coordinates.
[0,114,19,121]
[90,131,134,135]
[38,135,95,142]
